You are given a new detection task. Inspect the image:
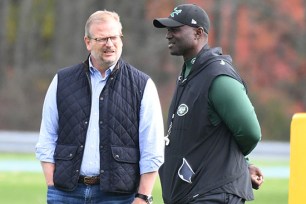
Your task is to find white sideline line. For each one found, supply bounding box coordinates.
[0,160,41,172]
[0,160,290,178]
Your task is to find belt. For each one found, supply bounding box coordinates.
[78,175,100,185]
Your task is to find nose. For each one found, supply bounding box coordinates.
[166,31,172,39]
[105,38,114,46]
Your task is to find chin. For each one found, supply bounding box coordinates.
[170,51,180,56]
[102,57,116,64]
[104,61,116,67]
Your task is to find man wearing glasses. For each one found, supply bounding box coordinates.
[36,10,164,204]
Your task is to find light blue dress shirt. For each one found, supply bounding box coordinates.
[36,58,164,176]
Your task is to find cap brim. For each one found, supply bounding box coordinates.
[153,18,184,28]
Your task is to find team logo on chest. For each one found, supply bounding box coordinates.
[177,104,189,116]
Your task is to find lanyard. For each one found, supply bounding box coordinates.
[164,75,188,146]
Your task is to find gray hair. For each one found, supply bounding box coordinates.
[85,10,122,37]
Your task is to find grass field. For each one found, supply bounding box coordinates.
[0,153,289,204]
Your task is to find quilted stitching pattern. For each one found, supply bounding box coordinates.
[55,63,91,190]
[54,59,148,192]
[99,61,148,192]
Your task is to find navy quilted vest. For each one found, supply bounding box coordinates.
[54,58,149,193]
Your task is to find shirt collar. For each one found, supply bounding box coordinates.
[182,57,196,78]
[185,57,196,67]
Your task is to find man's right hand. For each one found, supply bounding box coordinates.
[41,161,55,186]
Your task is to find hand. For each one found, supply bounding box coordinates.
[248,164,264,190]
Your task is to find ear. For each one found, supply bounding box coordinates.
[84,36,91,52]
[196,27,204,36]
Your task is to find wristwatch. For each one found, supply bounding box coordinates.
[135,193,153,204]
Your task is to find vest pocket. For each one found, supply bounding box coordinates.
[54,145,78,160]
[111,146,140,163]
[109,146,140,192]
[53,145,79,190]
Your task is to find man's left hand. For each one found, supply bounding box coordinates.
[249,164,264,190]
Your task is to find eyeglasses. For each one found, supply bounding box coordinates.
[88,35,123,44]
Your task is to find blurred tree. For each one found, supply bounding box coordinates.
[0,0,305,141]
[0,0,10,87]
[53,0,90,66]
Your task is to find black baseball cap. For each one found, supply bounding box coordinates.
[153,4,210,34]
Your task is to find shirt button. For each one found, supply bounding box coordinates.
[76,170,79,173]
[100,170,104,173]
[115,155,119,159]
[100,97,104,100]
[80,145,84,148]
[99,121,103,124]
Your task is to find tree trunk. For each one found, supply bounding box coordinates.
[0,0,10,86]
[212,0,223,45]
[53,1,92,68]
[229,0,239,58]
[13,0,33,72]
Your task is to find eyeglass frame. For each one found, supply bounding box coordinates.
[87,34,123,44]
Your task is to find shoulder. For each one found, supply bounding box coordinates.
[213,74,242,84]
[57,63,87,79]
[118,59,150,80]
[210,75,247,106]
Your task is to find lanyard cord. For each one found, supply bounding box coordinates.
[165,75,188,146]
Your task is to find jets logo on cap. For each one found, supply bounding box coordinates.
[170,7,182,17]
[191,19,197,25]
[177,104,189,116]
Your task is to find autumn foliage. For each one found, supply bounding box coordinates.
[0,0,305,141]
[147,0,306,141]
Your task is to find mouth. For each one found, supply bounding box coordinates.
[103,49,115,56]
[168,42,175,49]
